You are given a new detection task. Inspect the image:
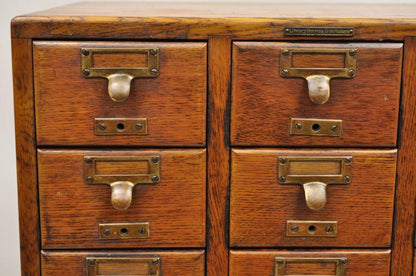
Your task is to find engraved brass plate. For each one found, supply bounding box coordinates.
[286,220,337,237]
[275,257,347,276]
[284,27,354,37]
[95,118,148,136]
[290,118,342,136]
[99,222,150,240]
[86,256,160,276]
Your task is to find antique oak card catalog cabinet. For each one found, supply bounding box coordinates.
[11,2,416,275]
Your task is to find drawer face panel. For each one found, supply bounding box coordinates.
[33,41,207,146]
[230,250,390,275]
[230,149,396,247]
[41,250,205,276]
[38,149,206,249]
[231,42,402,147]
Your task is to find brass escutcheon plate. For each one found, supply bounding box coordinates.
[94,118,148,136]
[86,256,160,276]
[99,222,150,240]
[290,118,342,137]
[275,257,347,276]
[286,220,337,237]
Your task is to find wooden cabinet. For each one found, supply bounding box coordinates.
[11,2,416,275]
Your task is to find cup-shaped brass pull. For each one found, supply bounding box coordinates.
[302,182,327,211]
[81,47,160,102]
[110,181,135,210]
[280,48,357,104]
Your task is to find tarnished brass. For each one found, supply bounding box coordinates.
[284,27,354,37]
[286,220,337,237]
[275,257,347,276]
[94,118,148,135]
[84,156,160,210]
[280,48,357,104]
[279,156,352,211]
[98,222,150,240]
[81,47,160,102]
[290,118,342,136]
[86,256,160,276]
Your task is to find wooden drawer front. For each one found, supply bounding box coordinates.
[230,149,396,247]
[33,41,207,146]
[230,250,390,275]
[41,250,205,276]
[38,149,206,249]
[231,42,402,147]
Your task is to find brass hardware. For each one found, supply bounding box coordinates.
[275,257,347,276]
[286,220,337,237]
[81,47,160,102]
[86,256,160,276]
[280,48,357,104]
[290,118,342,136]
[279,156,352,211]
[94,118,148,135]
[99,222,150,240]
[84,156,160,210]
[284,27,354,37]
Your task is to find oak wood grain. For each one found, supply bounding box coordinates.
[390,37,416,276]
[33,41,206,146]
[230,250,391,275]
[12,38,40,276]
[41,250,205,276]
[38,149,206,249]
[231,42,402,147]
[206,36,231,276]
[230,149,396,248]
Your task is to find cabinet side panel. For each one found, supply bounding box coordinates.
[12,38,40,275]
[391,37,416,275]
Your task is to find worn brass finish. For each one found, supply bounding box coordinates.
[289,118,342,136]
[86,256,160,276]
[98,222,150,240]
[286,220,338,237]
[275,257,347,276]
[279,156,352,211]
[280,48,357,104]
[94,118,148,135]
[284,27,354,37]
[84,156,160,210]
[81,47,160,102]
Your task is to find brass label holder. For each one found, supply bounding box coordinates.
[278,156,352,211]
[280,48,357,104]
[290,118,342,137]
[275,257,347,276]
[99,222,150,240]
[94,118,148,136]
[84,156,160,210]
[284,27,354,37]
[81,47,160,102]
[286,220,337,237]
[86,256,160,276]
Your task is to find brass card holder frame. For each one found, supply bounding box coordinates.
[275,257,347,276]
[278,156,352,211]
[86,256,160,276]
[280,48,357,104]
[81,47,160,102]
[84,156,160,210]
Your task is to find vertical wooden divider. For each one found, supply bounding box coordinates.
[207,36,231,276]
[391,37,416,275]
[12,38,41,275]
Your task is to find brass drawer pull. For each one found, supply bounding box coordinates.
[84,156,160,210]
[275,257,347,276]
[280,48,357,104]
[278,156,352,211]
[86,256,160,276]
[81,47,160,102]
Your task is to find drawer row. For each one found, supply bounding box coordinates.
[33,41,402,147]
[38,148,395,249]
